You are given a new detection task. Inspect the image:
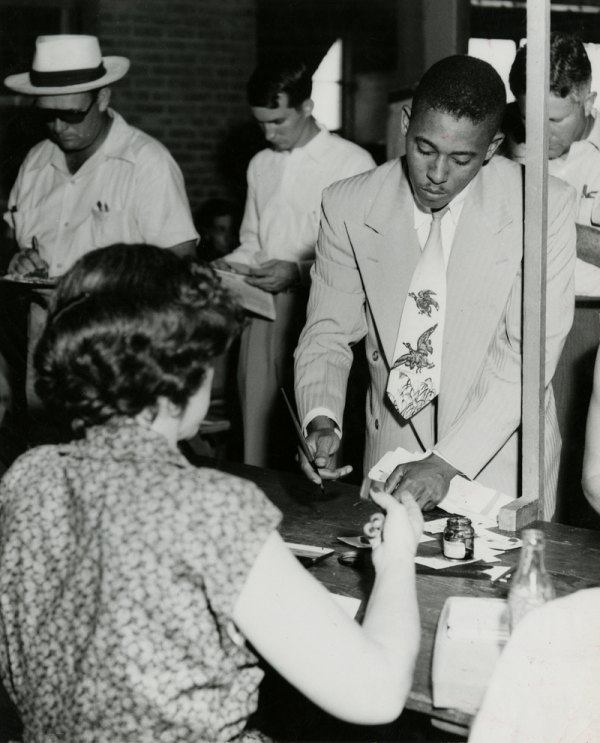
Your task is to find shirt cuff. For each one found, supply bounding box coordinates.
[302,407,342,439]
[433,449,469,479]
[297,259,314,286]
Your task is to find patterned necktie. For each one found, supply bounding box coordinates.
[387,207,448,419]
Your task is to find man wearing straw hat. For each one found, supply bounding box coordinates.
[2,34,198,413]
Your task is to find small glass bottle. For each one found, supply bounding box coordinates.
[508,528,555,632]
[442,516,475,560]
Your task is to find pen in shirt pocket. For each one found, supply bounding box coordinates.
[96,201,110,213]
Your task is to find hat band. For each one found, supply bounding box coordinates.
[30,62,106,88]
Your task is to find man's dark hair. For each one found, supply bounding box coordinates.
[411,55,506,138]
[35,244,244,434]
[509,32,592,100]
[247,57,313,109]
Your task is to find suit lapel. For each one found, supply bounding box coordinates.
[440,159,523,430]
[346,159,421,366]
[345,159,435,449]
[343,157,523,446]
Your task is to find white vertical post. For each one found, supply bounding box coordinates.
[499,0,550,530]
[523,0,550,518]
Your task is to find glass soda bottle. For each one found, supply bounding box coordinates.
[508,528,555,632]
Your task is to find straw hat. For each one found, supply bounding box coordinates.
[4,35,130,95]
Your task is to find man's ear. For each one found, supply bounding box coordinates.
[97,86,112,112]
[302,98,314,118]
[484,131,505,161]
[585,90,597,117]
[401,105,412,137]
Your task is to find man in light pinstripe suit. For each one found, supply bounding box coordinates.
[294,55,576,520]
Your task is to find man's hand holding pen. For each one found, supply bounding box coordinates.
[299,415,353,484]
[7,236,49,277]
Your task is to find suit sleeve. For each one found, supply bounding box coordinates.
[294,185,369,426]
[295,150,377,286]
[435,183,576,479]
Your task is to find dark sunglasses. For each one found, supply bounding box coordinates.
[32,96,97,125]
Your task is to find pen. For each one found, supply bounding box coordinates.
[280,387,325,495]
[9,207,19,249]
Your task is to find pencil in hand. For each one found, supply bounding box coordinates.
[280,388,325,494]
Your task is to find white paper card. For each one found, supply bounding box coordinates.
[423,518,449,534]
[215,269,276,320]
[483,565,514,581]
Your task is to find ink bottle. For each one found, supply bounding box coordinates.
[442,516,475,560]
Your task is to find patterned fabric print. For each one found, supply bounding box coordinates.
[0,418,282,743]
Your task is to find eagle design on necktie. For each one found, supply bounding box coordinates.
[391,324,437,373]
[408,289,439,317]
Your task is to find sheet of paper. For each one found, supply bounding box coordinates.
[474,526,522,551]
[224,261,253,276]
[369,447,515,527]
[330,593,361,619]
[446,597,510,642]
[474,541,502,563]
[438,477,515,528]
[415,555,480,570]
[215,269,276,320]
[482,565,514,581]
[285,542,333,558]
[423,518,448,534]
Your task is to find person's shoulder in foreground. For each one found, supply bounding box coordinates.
[469,587,600,743]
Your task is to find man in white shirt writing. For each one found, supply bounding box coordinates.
[216,57,375,468]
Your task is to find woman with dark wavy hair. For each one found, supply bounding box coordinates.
[0,244,422,743]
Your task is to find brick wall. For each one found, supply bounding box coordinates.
[96,0,257,211]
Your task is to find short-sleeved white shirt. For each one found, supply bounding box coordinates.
[225,123,376,283]
[547,109,600,296]
[4,109,198,277]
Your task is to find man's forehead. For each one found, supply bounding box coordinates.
[35,91,94,109]
[518,90,587,113]
[251,92,306,121]
[409,106,492,147]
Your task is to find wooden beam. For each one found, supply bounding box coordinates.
[498,0,550,531]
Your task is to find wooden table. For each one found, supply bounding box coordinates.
[203,456,600,730]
